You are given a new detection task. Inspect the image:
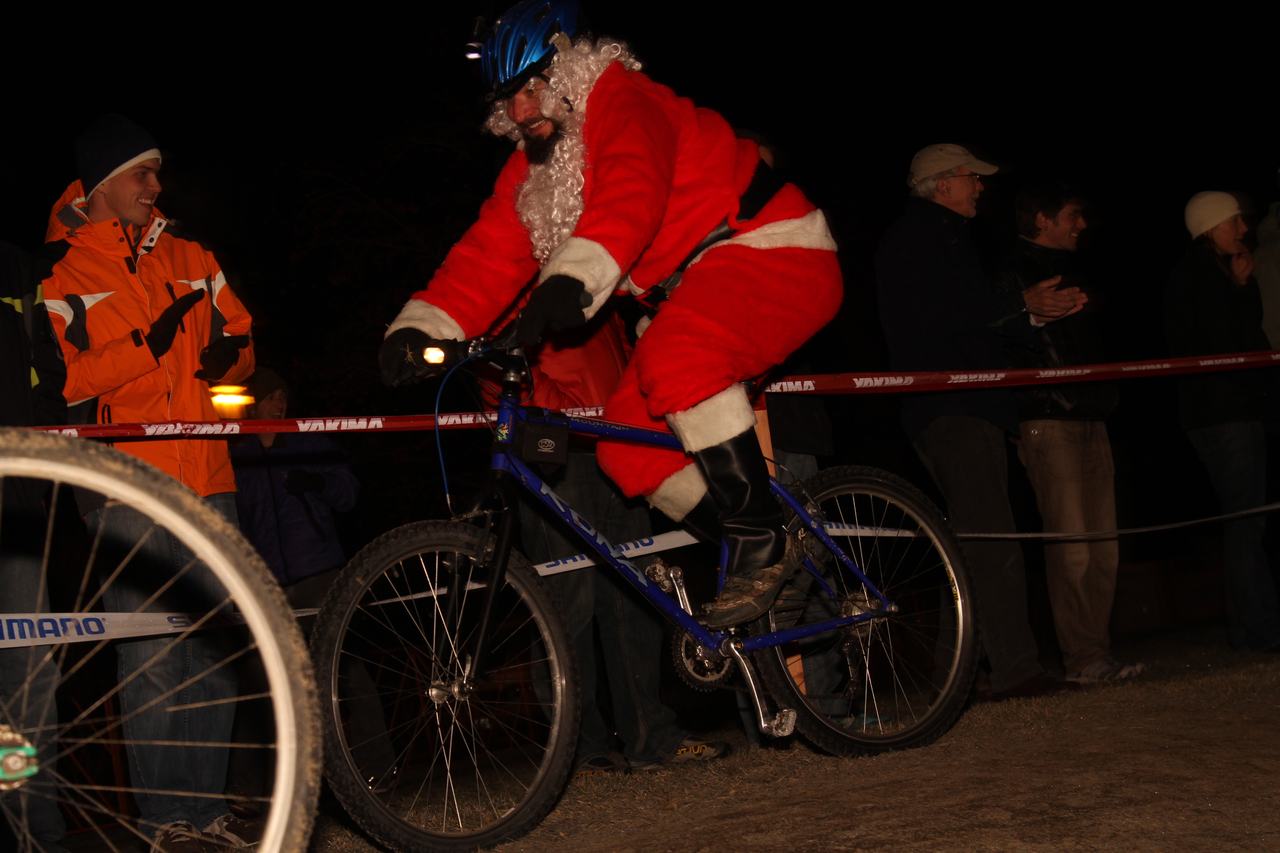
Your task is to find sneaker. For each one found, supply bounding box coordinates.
[575,751,629,778]
[631,737,730,771]
[150,821,220,852]
[1066,658,1146,685]
[203,812,263,847]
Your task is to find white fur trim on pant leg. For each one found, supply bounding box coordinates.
[666,385,756,453]
[385,299,465,341]
[539,236,621,320]
[647,463,709,522]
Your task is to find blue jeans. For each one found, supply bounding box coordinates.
[90,492,239,831]
[518,451,686,763]
[1187,422,1280,650]
[1,551,69,852]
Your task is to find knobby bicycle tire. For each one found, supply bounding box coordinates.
[0,428,320,852]
[311,521,579,851]
[753,465,979,755]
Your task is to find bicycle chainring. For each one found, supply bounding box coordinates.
[671,630,735,692]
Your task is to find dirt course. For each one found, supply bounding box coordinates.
[310,627,1280,851]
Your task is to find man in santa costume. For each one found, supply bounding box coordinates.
[381,0,842,626]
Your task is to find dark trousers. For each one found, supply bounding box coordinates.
[518,451,685,763]
[1187,421,1280,650]
[913,416,1043,692]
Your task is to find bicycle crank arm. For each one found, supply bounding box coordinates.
[724,641,796,738]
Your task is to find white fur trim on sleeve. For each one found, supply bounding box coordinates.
[647,463,709,522]
[385,299,465,341]
[539,236,622,320]
[666,384,756,453]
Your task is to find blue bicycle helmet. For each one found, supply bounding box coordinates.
[472,0,580,99]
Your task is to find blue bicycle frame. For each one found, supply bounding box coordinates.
[475,373,893,661]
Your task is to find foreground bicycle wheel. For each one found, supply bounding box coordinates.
[0,428,319,852]
[311,521,579,851]
[754,465,978,755]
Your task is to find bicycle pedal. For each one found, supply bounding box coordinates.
[765,708,797,738]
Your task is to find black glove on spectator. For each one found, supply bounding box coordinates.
[379,327,450,387]
[195,335,251,381]
[516,275,590,346]
[144,290,204,360]
[284,469,325,496]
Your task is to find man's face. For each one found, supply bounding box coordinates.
[507,76,553,139]
[1036,201,1088,251]
[1207,214,1248,255]
[254,389,288,420]
[934,167,984,218]
[95,158,162,227]
[506,76,561,164]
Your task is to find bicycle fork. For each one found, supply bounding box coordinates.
[462,471,520,687]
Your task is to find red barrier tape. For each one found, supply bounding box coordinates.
[29,350,1279,439]
[33,407,606,439]
[762,350,1280,395]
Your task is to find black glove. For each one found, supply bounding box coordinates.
[379,328,451,387]
[195,335,251,381]
[284,469,325,496]
[515,275,590,346]
[145,290,204,359]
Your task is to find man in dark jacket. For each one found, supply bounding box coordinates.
[876,144,1085,698]
[996,181,1140,684]
[1,240,69,851]
[231,368,358,591]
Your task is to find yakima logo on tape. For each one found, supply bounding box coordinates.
[947,373,1006,384]
[143,423,240,436]
[1037,368,1090,378]
[766,380,817,392]
[298,417,385,432]
[1120,362,1172,372]
[436,413,493,426]
[851,376,914,389]
[1198,357,1246,367]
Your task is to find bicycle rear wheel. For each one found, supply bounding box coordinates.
[310,520,578,851]
[753,465,978,755]
[0,428,319,852]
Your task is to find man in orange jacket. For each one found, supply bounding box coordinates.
[42,114,257,851]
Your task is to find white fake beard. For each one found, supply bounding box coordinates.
[485,38,640,264]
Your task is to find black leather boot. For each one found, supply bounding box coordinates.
[679,493,721,546]
[691,429,794,627]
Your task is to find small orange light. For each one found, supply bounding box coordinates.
[424,347,447,365]
[209,386,252,419]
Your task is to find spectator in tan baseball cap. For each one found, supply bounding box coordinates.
[907,144,1000,219]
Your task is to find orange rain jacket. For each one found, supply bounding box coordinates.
[42,181,254,496]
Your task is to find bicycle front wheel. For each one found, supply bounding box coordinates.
[310,520,578,851]
[0,428,319,852]
[753,465,978,755]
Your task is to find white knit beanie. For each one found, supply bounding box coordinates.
[1184,191,1240,238]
